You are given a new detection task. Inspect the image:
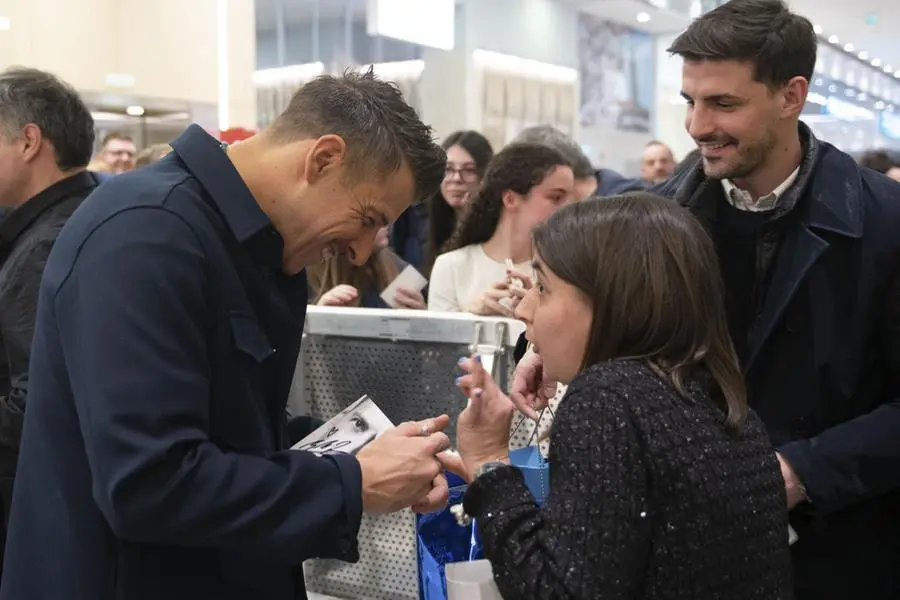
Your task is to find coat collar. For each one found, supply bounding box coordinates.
[671,122,862,239]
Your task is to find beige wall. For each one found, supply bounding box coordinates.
[0,0,256,129]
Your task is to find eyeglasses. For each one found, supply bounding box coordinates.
[444,165,479,182]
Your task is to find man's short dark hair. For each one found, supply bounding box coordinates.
[268,68,446,204]
[0,67,95,170]
[511,125,595,179]
[667,0,817,88]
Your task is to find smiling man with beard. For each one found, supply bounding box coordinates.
[508,0,900,598]
[658,1,900,598]
[1,70,450,600]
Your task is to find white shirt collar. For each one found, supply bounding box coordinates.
[721,167,800,213]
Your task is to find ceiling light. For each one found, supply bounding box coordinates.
[125,105,145,117]
[875,101,885,109]
[859,51,868,60]
[0,16,10,31]
[895,70,900,78]
[828,35,839,44]
[872,58,882,67]
[884,65,893,73]
[813,24,822,34]
[636,12,650,23]
[844,43,854,52]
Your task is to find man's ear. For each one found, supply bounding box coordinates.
[304,134,347,185]
[781,76,808,119]
[20,124,44,164]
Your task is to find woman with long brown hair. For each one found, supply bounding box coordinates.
[444,192,792,599]
[307,227,424,309]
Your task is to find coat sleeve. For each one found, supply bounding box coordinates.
[53,206,362,562]
[463,378,651,599]
[778,257,900,515]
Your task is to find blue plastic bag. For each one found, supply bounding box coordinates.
[509,446,550,505]
[417,450,551,599]
[417,472,483,600]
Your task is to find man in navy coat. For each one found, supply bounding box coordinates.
[1,70,449,599]
[512,2,900,598]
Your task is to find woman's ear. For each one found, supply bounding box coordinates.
[502,189,521,210]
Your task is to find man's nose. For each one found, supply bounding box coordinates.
[686,106,714,140]
[346,232,377,267]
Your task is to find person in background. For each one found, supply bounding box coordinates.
[308,226,425,309]
[428,143,574,315]
[391,130,493,275]
[420,131,493,275]
[445,193,792,599]
[511,125,598,201]
[1,69,449,600]
[134,143,172,168]
[0,67,100,577]
[513,1,900,598]
[640,140,676,184]
[96,130,136,173]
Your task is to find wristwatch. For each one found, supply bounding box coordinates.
[473,460,509,480]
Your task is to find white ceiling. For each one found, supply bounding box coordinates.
[557,0,691,33]
[788,0,900,77]
[253,0,900,75]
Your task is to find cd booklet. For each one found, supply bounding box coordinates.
[291,395,394,456]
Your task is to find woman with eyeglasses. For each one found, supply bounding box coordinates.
[390,130,493,275]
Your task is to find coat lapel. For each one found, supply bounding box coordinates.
[746,144,864,369]
[746,226,828,369]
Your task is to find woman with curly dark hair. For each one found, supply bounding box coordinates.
[427,143,575,314]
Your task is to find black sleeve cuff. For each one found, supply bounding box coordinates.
[463,465,536,521]
[324,452,364,562]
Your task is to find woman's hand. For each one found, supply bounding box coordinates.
[317,284,358,307]
[440,355,516,482]
[510,348,557,420]
[506,268,533,312]
[392,286,426,310]
[466,280,513,316]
